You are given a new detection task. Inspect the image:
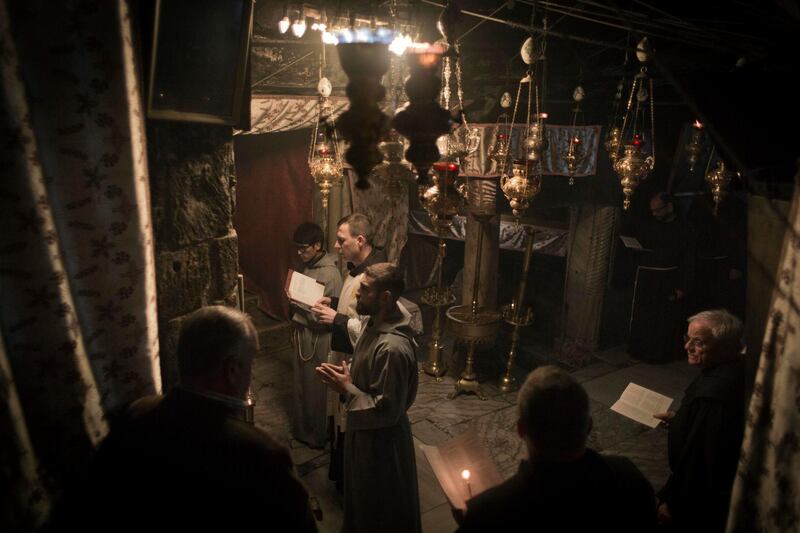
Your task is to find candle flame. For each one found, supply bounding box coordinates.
[461,469,471,481]
[693,120,703,129]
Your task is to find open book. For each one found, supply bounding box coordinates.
[285,269,325,311]
[619,235,651,252]
[611,383,673,428]
[420,430,503,511]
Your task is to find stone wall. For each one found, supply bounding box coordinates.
[147,122,240,389]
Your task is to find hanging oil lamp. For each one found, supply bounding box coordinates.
[308,81,344,235]
[705,157,736,215]
[563,85,586,185]
[613,37,656,209]
[501,159,542,220]
[685,120,704,172]
[372,134,416,200]
[613,133,653,210]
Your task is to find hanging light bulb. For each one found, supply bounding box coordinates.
[278,5,290,34]
[292,10,307,38]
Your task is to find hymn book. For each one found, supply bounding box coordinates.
[285,269,325,311]
[611,383,673,428]
[619,235,651,252]
[420,429,503,512]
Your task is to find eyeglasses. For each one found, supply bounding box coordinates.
[294,243,313,253]
[683,334,707,349]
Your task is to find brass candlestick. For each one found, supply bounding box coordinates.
[447,175,501,400]
[420,162,462,379]
[499,228,535,392]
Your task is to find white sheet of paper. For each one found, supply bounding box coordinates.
[610,382,673,428]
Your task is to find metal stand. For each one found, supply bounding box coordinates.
[447,213,500,400]
[499,228,535,392]
[422,239,452,380]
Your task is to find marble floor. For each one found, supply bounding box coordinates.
[250,338,698,533]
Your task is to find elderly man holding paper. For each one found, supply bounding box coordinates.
[654,309,745,532]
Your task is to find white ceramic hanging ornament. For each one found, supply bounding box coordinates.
[500,92,512,108]
[572,86,585,102]
[317,77,332,98]
[520,36,535,65]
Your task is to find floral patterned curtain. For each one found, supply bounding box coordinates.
[726,175,800,532]
[0,1,160,529]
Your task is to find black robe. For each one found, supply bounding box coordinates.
[50,388,317,532]
[658,358,745,532]
[457,449,657,532]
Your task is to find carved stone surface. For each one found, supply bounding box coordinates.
[148,122,235,250]
[148,122,238,389]
[209,230,239,302]
[155,243,211,320]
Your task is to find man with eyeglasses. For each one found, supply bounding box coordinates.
[653,309,745,532]
[289,222,342,449]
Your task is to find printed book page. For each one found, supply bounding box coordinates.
[285,269,324,310]
[620,235,649,251]
[611,382,673,428]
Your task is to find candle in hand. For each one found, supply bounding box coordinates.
[461,469,472,498]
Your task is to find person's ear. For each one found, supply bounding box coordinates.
[356,235,365,248]
[380,289,392,306]
[313,242,322,252]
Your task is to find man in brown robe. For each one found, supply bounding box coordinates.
[316,263,421,533]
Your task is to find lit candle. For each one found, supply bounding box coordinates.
[461,469,472,498]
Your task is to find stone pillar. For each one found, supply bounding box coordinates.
[557,204,619,367]
[148,122,240,389]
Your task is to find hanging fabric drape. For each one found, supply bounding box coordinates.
[726,176,800,532]
[0,1,160,529]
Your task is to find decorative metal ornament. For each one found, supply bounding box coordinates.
[499,227,535,392]
[705,159,735,215]
[613,65,656,209]
[308,101,344,235]
[563,86,587,185]
[525,120,548,161]
[685,120,704,172]
[605,126,623,163]
[501,48,546,220]
[422,162,464,233]
[613,136,654,210]
[446,174,502,400]
[419,160,463,379]
[371,136,416,200]
[564,136,584,185]
[501,160,541,220]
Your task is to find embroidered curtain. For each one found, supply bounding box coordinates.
[727,175,800,532]
[0,1,160,529]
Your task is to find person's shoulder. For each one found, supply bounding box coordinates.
[598,451,649,485]
[224,417,293,462]
[459,473,529,531]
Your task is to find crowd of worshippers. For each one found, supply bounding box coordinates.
[44,212,747,533]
